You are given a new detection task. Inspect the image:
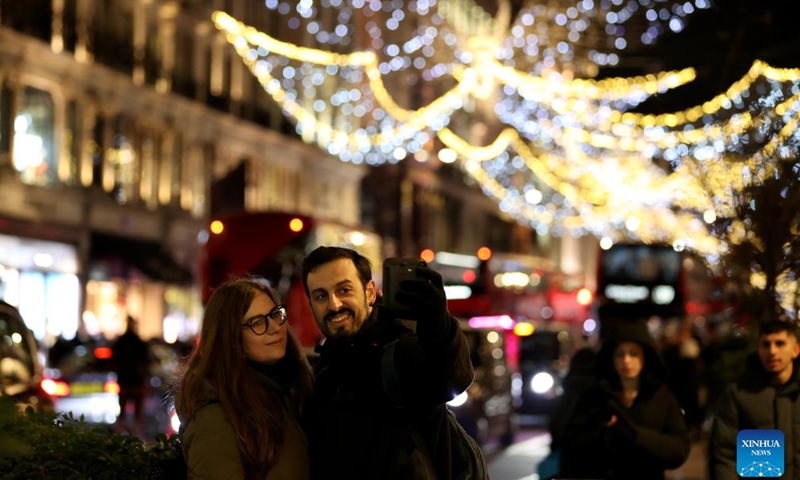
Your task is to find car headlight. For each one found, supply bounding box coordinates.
[447,391,469,408]
[530,372,554,394]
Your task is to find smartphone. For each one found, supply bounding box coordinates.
[382,257,428,318]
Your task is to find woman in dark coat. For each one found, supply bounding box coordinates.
[560,321,690,480]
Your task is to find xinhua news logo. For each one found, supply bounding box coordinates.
[737,429,784,477]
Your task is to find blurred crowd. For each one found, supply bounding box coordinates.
[540,314,799,480]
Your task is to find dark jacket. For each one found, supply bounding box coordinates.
[548,347,597,451]
[180,365,310,480]
[111,331,149,386]
[709,354,800,480]
[560,322,690,480]
[307,306,474,480]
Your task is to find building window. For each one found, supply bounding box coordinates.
[62,0,79,53]
[157,131,181,207]
[170,133,183,207]
[110,115,138,204]
[91,114,106,188]
[92,0,133,75]
[139,129,158,209]
[181,143,207,215]
[0,82,10,166]
[1,0,52,43]
[63,99,81,186]
[14,86,57,186]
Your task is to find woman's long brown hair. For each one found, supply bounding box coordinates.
[175,278,314,478]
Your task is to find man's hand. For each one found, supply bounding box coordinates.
[395,267,451,340]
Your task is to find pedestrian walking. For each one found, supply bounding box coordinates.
[560,320,690,480]
[111,315,150,437]
[538,346,597,480]
[709,319,800,480]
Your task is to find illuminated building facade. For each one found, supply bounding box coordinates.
[0,0,367,344]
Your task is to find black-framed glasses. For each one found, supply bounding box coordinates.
[242,305,287,335]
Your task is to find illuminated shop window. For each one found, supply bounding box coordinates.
[18,271,46,340]
[0,266,21,307]
[84,280,123,338]
[45,273,80,340]
[14,87,56,186]
[0,232,81,343]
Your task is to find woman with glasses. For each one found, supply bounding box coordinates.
[175,277,314,479]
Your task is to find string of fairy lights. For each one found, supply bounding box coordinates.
[213,1,800,306]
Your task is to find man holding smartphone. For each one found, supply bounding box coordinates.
[301,246,474,480]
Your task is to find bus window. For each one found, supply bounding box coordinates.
[597,243,686,336]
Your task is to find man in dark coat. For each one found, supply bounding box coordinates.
[111,315,150,437]
[710,320,800,480]
[302,247,474,480]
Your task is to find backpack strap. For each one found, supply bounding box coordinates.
[381,339,405,409]
[380,339,436,468]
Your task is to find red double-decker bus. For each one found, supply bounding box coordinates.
[595,242,687,338]
[429,250,552,320]
[200,211,382,349]
[427,249,589,423]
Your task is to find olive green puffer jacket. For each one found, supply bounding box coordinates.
[180,369,309,480]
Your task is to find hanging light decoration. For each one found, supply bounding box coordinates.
[212,1,800,262]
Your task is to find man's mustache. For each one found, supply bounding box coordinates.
[325,308,355,323]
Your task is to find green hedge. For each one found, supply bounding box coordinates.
[0,398,180,479]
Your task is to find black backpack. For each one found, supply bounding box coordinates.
[381,339,490,480]
[146,423,191,480]
[146,455,186,480]
[146,441,187,480]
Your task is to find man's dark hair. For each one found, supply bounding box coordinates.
[759,319,800,340]
[301,246,373,298]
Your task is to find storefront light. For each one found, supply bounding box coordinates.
[13,114,47,173]
[344,230,365,246]
[33,253,54,268]
[46,273,80,340]
[19,271,46,339]
[1,267,20,306]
